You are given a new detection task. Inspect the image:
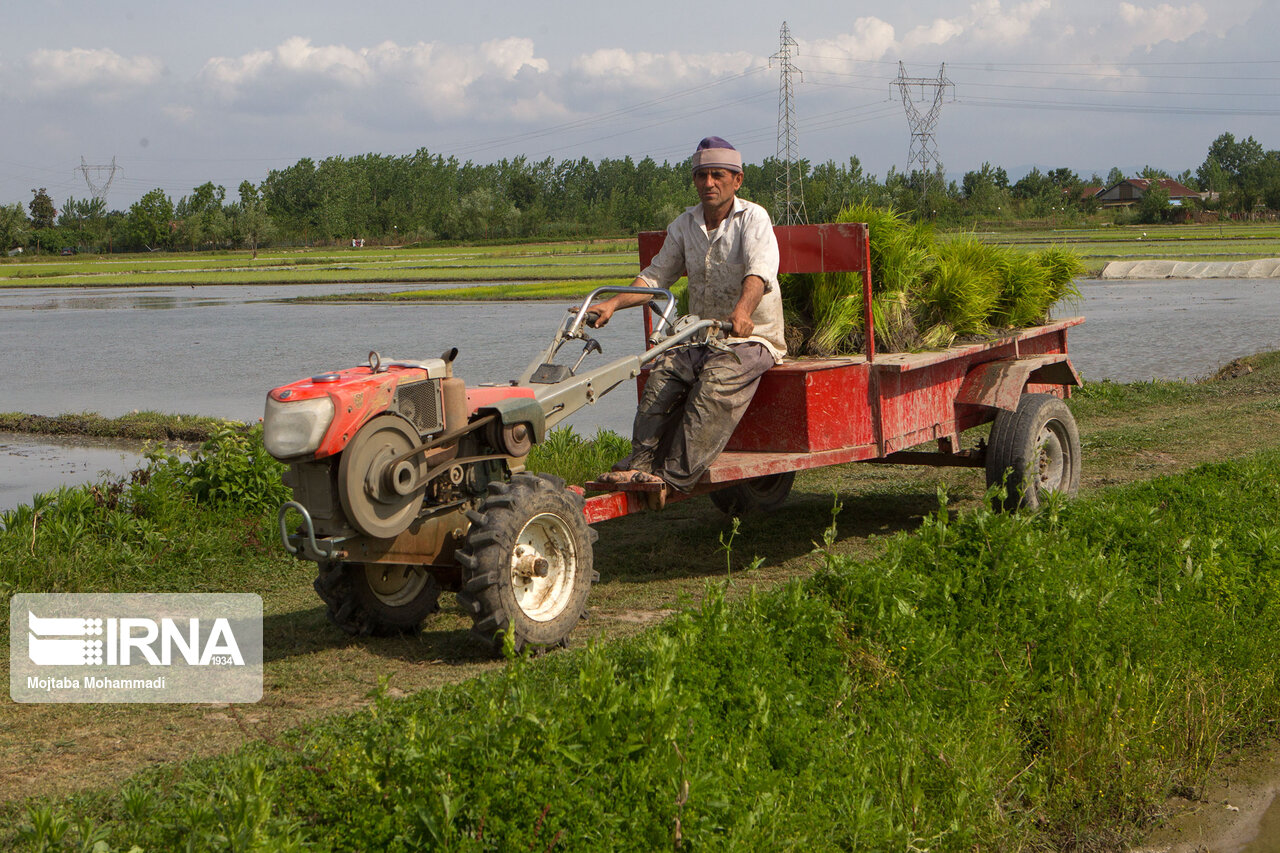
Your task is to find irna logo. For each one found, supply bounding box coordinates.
[27,612,245,667]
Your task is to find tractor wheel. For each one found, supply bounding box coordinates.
[709,472,796,516]
[455,473,598,653]
[314,561,441,636]
[985,393,1081,511]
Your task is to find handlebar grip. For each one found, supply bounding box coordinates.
[584,311,602,327]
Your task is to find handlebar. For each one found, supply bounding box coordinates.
[566,285,678,338]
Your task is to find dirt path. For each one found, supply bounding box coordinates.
[3,356,1280,825]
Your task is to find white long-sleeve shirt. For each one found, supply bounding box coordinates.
[637,197,786,362]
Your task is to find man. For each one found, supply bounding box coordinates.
[589,136,784,496]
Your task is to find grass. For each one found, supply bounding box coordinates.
[3,350,1280,848]
[7,448,1280,850]
[0,411,249,442]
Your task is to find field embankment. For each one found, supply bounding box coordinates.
[2,353,1280,849]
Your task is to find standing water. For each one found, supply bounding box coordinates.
[3,277,1280,510]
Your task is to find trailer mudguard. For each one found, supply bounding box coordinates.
[956,356,1080,412]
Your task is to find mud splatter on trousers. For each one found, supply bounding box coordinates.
[618,342,773,491]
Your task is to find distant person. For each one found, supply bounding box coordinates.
[588,136,784,497]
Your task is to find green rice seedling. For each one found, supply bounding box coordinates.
[870,290,921,352]
[917,322,957,350]
[916,244,1000,336]
[993,253,1054,328]
[806,272,867,356]
[836,202,933,296]
[1034,246,1085,306]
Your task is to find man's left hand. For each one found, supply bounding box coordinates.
[729,310,754,338]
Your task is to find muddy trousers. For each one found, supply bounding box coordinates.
[621,342,774,492]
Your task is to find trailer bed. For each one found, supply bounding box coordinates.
[580,315,1084,523]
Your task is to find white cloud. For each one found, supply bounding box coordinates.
[571,47,756,88]
[197,36,554,118]
[805,17,898,65]
[1118,2,1210,46]
[27,48,163,94]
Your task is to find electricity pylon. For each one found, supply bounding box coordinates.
[771,22,808,225]
[891,62,954,203]
[79,156,119,206]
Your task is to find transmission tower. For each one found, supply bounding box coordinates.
[770,21,808,225]
[891,62,954,202]
[79,156,120,206]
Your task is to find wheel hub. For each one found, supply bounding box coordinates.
[510,512,577,622]
[1036,426,1066,488]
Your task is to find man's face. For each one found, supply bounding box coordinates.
[694,167,743,210]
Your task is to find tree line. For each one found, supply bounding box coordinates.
[1,131,1276,255]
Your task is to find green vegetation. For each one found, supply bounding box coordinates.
[7,446,1280,850]
[0,411,248,442]
[525,427,631,486]
[311,277,635,303]
[7,130,1280,260]
[4,351,1280,849]
[783,204,1083,355]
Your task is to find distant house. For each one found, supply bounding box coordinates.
[1095,178,1203,208]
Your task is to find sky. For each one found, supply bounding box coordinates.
[3,0,1279,210]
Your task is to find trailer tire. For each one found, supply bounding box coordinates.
[455,473,598,654]
[709,472,796,516]
[314,561,441,636]
[986,392,1081,511]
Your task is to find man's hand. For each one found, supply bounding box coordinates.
[586,302,615,328]
[727,274,765,338]
[728,309,754,338]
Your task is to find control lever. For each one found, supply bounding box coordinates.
[570,336,603,374]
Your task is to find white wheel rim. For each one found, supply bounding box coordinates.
[1036,424,1067,491]
[365,564,430,607]
[510,512,577,622]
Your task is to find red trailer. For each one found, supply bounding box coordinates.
[269,223,1082,651]
[579,223,1082,523]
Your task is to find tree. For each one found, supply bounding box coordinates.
[235,181,273,257]
[1105,167,1125,187]
[0,203,30,251]
[125,188,174,251]
[29,188,56,229]
[1198,132,1266,212]
[1137,185,1171,223]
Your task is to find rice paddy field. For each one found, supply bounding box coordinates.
[5,220,1280,292]
[977,220,1280,273]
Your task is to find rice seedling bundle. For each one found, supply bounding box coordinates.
[780,204,1083,356]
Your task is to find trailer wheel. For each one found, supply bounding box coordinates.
[314,561,441,636]
[455,473,598,654]
[709,472,796,516]
[986,393,1081,511]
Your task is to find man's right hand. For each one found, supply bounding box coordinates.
[586,303,615,328]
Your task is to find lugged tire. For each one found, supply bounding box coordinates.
[314,561,441,636]
[709,472,796,516]
[985,392,1081,511]
[455,473,598,654]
